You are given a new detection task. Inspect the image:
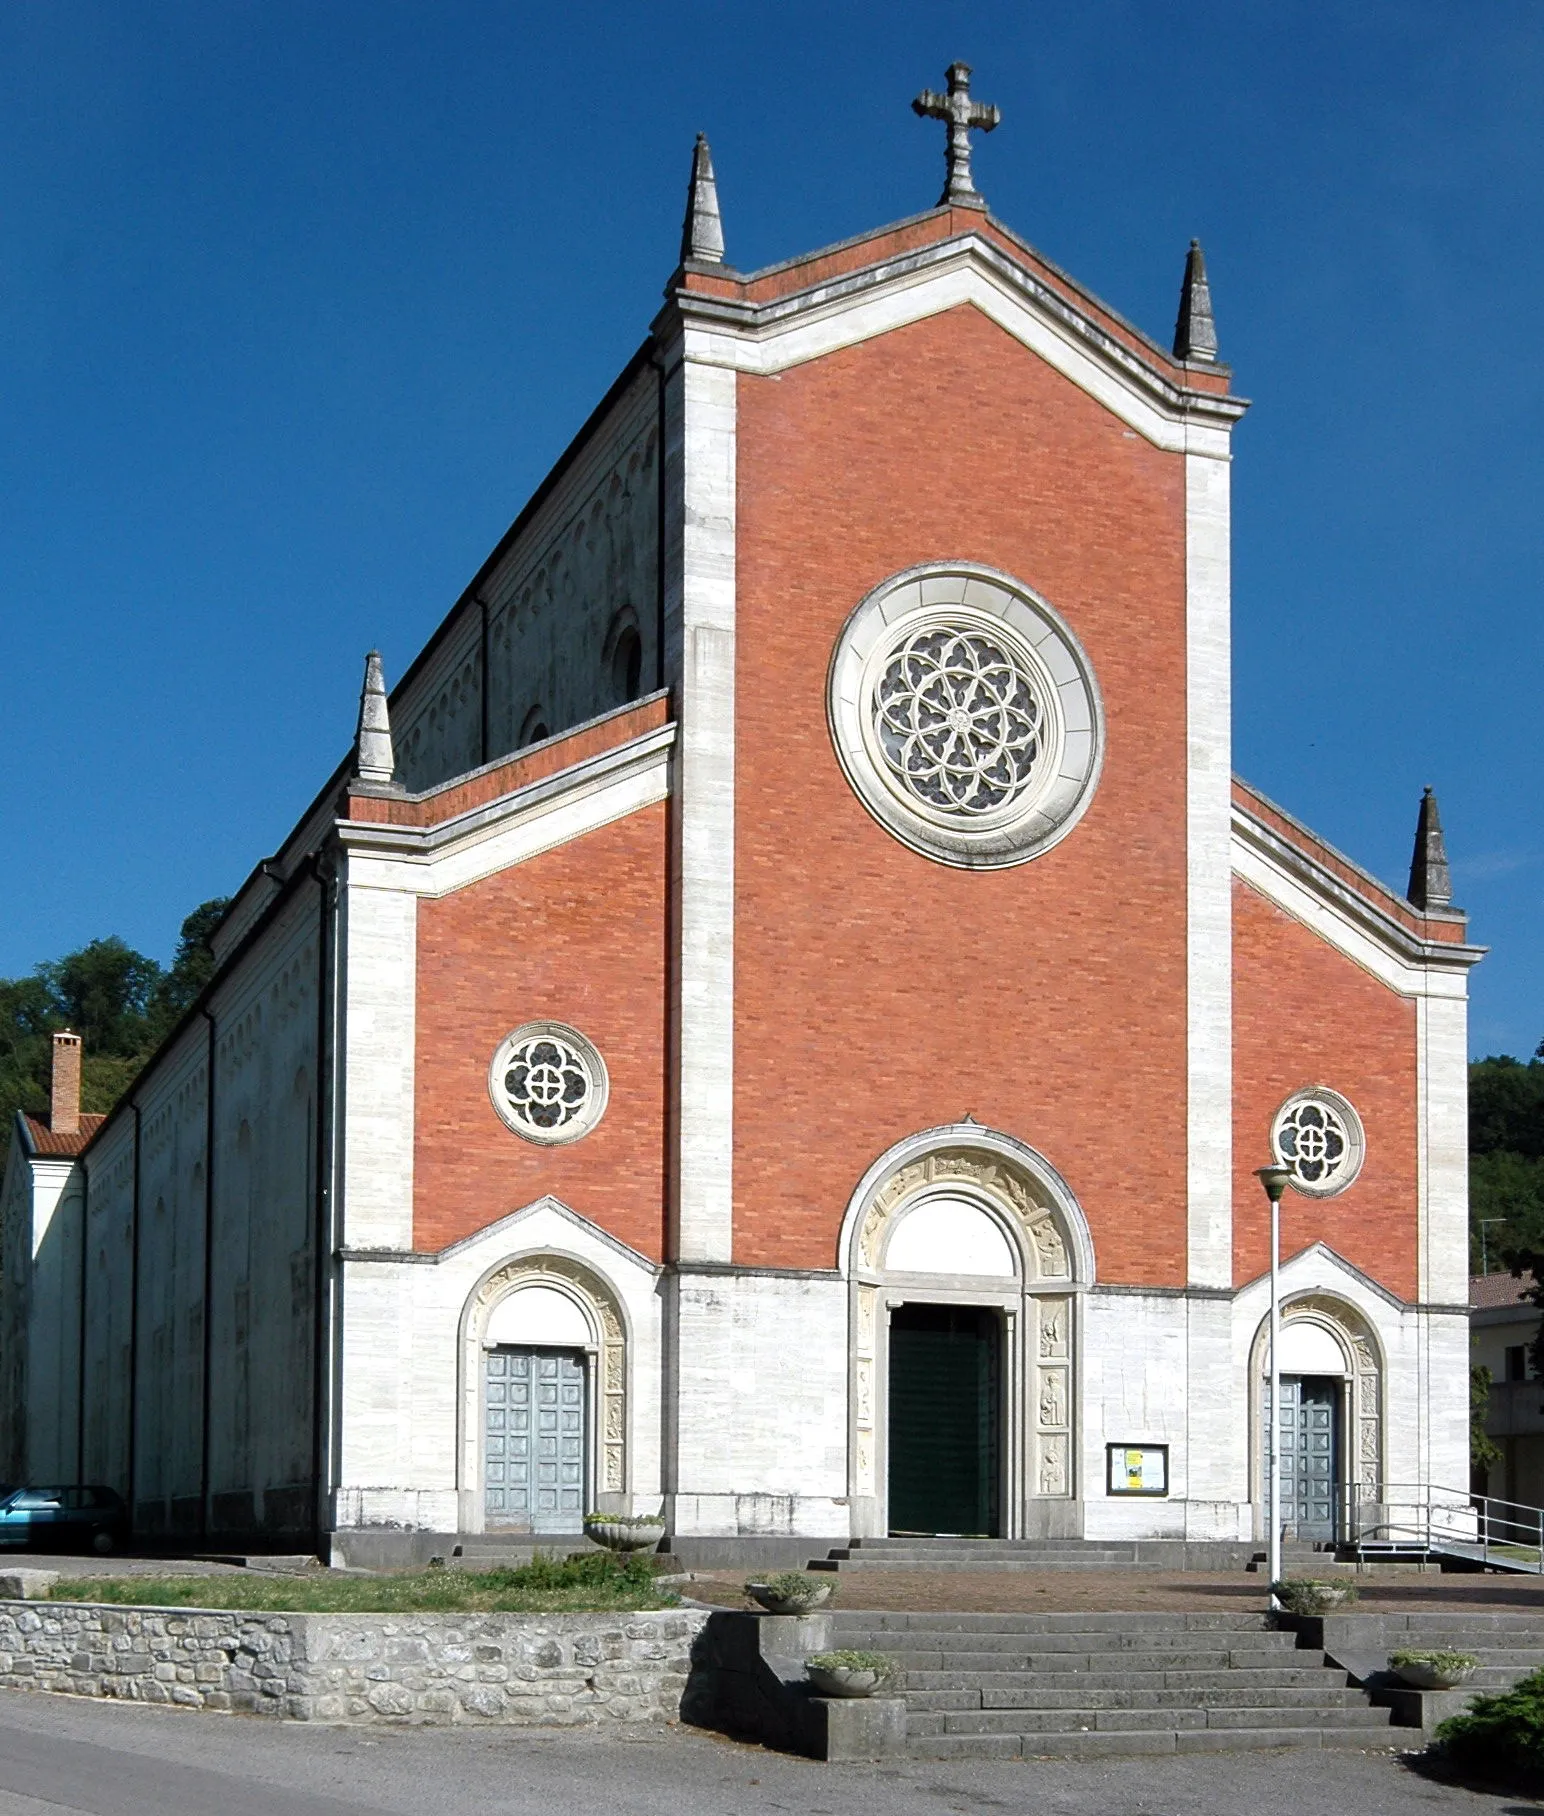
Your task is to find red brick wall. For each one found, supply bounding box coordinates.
[732,304,1189,1282]
[413,802,669,1258]
[1232,877,1418,1300]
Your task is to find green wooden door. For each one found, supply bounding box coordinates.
[887,1304,1001,1536]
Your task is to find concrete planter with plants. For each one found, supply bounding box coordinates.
[583,1512,666,1553]
[1271,1578,1359,1615]
[744,1573,833,1615]
[805,1649,894,1698]
[1390,1648,1479,1690]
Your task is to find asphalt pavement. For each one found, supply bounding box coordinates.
[0,1690,1537,1816]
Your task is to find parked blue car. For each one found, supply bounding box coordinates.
[0,1486,128,1553]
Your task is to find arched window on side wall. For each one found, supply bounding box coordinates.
[519,705,550,747]
[603,607,644,706]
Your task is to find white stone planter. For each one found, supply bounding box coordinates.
[746,1581,833,1615]
[583,1518,666,1553]
[807,1663,890,1698]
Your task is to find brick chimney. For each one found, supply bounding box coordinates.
[50,1031,82,1135]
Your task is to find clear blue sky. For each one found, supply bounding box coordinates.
[2,3,1539,1057]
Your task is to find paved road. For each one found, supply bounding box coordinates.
[0,1691,1533,1816]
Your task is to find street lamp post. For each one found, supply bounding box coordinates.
[1255,1164,1293,1598]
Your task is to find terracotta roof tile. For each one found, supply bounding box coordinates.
[20,1112,105,1159]
[1470,1273,1535,1310]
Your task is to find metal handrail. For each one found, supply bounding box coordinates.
[1337,1482,1544,1572]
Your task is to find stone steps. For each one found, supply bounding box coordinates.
[811,1537,1260,1574]
[825,1610,1395,1758]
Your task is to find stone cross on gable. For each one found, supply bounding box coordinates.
[912,61,1001,209]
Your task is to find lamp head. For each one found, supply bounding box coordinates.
[1255,1163,1293,1204]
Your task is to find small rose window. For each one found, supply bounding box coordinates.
[488,1023,609,1145]
[1271,1087,1365,1197]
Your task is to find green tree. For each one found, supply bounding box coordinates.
[1470,1044,1544,1271]
[0,899,229,1173]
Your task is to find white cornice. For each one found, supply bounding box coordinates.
[336,722,674,897]
[1231,803,1485,997]
[663,234,1247,455]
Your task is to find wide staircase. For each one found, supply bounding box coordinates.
[811,1536,1259,1574]
[824,1609,1395,1757]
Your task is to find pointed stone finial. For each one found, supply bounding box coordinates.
[680,134,725,265]
[1173,239,1219,364]
[1407,786,1455,911]
[913,62,1000,208]
[354,650,396,786]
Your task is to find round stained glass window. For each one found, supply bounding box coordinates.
[827,563,1103,869]
[1271,1087,1365,1197]
[874,626,1046,816]
[488,1022,609,1145]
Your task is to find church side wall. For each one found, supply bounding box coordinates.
[730,305,1190,1282]
[412,800,669,1259]
[393,366,660,792]
[205,890,322,1536]
[78,886,324,1540]
[131,1025,211,1534]
[1230,877,1419,1300]
[81,1125,134,1493]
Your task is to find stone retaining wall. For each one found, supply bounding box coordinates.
[0,1600,707,1725]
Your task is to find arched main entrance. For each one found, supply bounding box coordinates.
[840,1124,1095,1540]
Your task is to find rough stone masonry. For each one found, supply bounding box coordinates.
[0,1599,708,1726]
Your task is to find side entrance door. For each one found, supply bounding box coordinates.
[485,1348,587,1533]
[1272,1375,1339,1542]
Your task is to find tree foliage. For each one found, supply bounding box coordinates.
[0,902,230,1171]
[1470,1043,1544,1272]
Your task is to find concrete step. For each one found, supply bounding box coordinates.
[842,1634,1300,1663]
[907,1687,1372,1721]
[831,1610,1278,1634]
[900,1667,1347,1697]
[898,1666,1341,1693]
[816,1556,1136,1572]
[838,1628,1288,1651]
[908,1722,1396,1760]
[863,1650,1306,1675]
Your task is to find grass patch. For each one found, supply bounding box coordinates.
[48,1550,677,1615]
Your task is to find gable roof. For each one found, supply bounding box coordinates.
[18,1111,105,1159]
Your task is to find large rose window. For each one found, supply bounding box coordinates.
[874,627,1045,816]
[827,564,1103,868]
[489,1022,609,1145]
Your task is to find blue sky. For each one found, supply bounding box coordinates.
[1,3,1539,1057]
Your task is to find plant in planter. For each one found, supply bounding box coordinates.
[806,1649,894,1698]
[1270,1578,1359,1615]
[583,1510,667,1553]
[743,1571,834,1614]
[1389,1648,1480,1690]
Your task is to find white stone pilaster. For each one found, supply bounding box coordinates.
[1185,430,1234,1291]
[338,865,417,1251]
[663,343,737,1265]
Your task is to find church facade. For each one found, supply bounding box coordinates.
[2,78,1483,1558]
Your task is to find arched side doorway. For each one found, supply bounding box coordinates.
[1249,1293,1383,1543]
[840,1124,1095,1541]
[457,1253,629,1535]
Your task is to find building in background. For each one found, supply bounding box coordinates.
[1,70,1483,1562]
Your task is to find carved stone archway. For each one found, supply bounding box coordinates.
[840,1124,1095,1541]
[457,1252,629,1530]
[1248,1291,1384,1534]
